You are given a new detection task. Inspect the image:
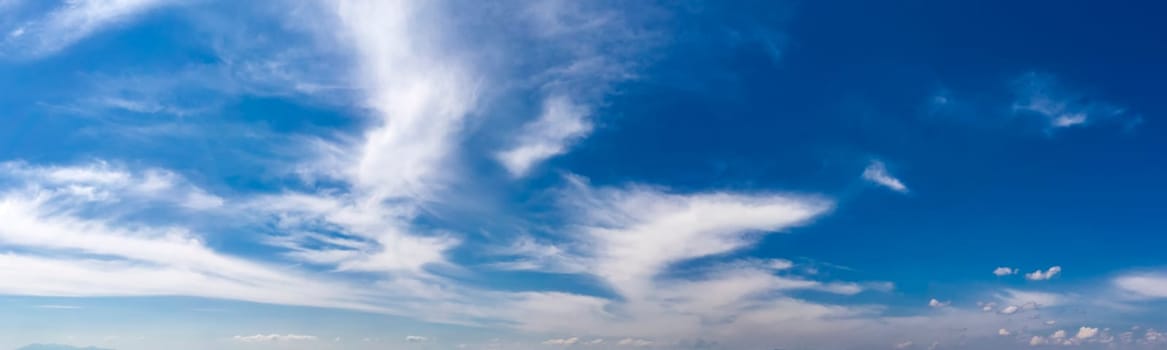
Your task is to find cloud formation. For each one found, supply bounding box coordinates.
[1011,72,1132,132]
[862,160,908,193]
[1025,266,1062,281]
[497,95,593,177]
[993,267,1018,276]
[1,0,175,58]
[233,334,318,342]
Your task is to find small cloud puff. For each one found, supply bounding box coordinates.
[1076,327,1099,340]
[994,267,1018,276]
[862,160,908,193]
[894,340,913,349]
[928,299,950,308]
[999,328,1011,336]
[1025,266,1062,281]
[405,336,429,343]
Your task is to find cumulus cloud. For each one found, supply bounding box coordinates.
[1025,266,1062,281]
[1076,327,1099,340]
[998,328,1011,336]
[999,305,1020,315]
[1050,330,1067,340]
[233,334,318,342]
[405,336,428,343]
[862,160,908,193]
[1029,335,1046,346]
[993,267,1018,276]
[928,299,950,308]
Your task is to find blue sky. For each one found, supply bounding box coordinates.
[1,0,1166,349]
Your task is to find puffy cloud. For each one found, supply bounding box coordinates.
[977,301,996,312]
[894,340,914,349]
[998,328,1011,336]
[496,95,592,177]
[998,305,1020,315]
[1025,266,1062,281]
[862,160,908,193]
[928,299,950,308]
[543,337,580,346]
[405,336,429,342]
[1029,336,1047,346]
[1050,330,1067,340]
[233,334,318,342]
[1076,327,1098,340]
[994,267,1018,276]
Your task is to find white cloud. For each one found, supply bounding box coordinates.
[928,299,949,308]
[496,95,593,177]
[543,337,580,346]
[998,305,1020,315]
[1029,336,1046,346]
[1025,266,1062,281]
[1076,327,1098,340]
[405,335,428,343]
[233,334,318,342]
[554,176,833,298]
[0,161,224,210]
[981,304,994,312]
[994,267,1018,276]
[1114,273,1167,298]
[996,289,1065,310]
[1050,330,1067,340]
[894,340,913,349]
[0,161,397,315]
[616,338,653,347]
[246,0,486,275]
[999,328,1011,336]
[588,339,604,345]
[1,0,174,58]
[1012,72,1130,131]
[862,160,908,193]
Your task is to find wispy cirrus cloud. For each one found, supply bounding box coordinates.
[0,161,388,314]
[1011,72,1135,132]
[1,0,177,58]
[862,160,908,193]
[496,95,592,177]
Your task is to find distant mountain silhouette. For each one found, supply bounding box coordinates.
[16,344,114,350]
